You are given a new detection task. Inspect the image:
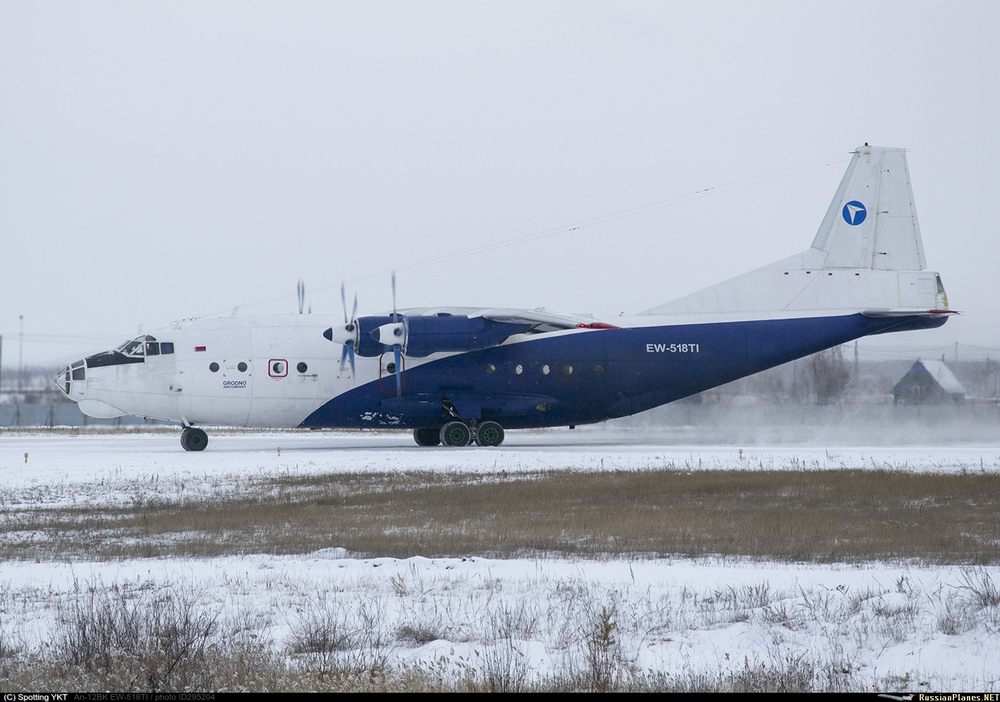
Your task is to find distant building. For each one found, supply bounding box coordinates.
[893,359,966,405]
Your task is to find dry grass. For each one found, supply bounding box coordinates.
[0,573,867,692]
[3,468,1000,564]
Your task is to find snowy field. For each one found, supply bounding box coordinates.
[2,428,1000,691]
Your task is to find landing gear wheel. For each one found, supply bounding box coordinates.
[413,427,441,447]
[440,421,472,447]
[181,427,208,452]
[475,421,505,447]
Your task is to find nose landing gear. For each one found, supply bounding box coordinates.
[181,427,208,451]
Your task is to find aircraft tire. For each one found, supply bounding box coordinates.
[181,427,208,452]
[475,421,505,447]
[413,427,441,447]
[439,421,472,447]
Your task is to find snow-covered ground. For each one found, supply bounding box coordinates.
[2,428,999,690]
[4,428,1000,509]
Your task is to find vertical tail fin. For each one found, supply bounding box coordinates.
[811,145,926,271]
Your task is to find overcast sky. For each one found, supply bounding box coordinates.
[2,1,998,370]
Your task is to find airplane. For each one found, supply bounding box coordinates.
[56,145,954,451]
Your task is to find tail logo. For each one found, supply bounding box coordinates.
[842,200,867,226]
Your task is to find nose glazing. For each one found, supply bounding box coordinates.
[55,360,86,398]
[56,367,71,397]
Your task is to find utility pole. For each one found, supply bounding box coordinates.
[18,315,23,395]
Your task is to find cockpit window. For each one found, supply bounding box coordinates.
[112,335,172,358]
[119,339,144,356]
[116,335,166,357]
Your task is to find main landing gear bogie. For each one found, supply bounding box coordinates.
[414,420,506,448]
[181,426,208,451]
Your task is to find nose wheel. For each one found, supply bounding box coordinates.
[181,427,208,451]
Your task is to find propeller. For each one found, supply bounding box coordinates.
[336,281,359,376]
[327,274,404,394]
[370,272,405,395]
[390,272,402,395]
[297,279,305,314]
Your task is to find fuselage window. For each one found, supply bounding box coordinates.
[210,362,220,373]
[594,364,605,375]
[485,364,496,374]
[145,342,160,356]
[238,362,248,372]
[297,362,308,373]
[72,367,86,381]
[161,342,174,355]
[541,364,550,375]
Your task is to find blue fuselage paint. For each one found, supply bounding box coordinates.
[299,313,946,430]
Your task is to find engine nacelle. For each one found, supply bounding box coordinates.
[404,314,532,356]
[367,314,531,357]
[327,313,532,357]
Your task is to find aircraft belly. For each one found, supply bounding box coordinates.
[247,397,326,428]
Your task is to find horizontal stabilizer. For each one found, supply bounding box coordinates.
[861,308,958,318]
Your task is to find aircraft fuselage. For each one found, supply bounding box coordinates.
[59,310,946,432]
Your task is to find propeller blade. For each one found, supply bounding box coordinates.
[393,344,402,396]
[341,281,348,323]
[391,271,397,323]
[297,278,305,315]
[351,293,358,323]
[338,339,357,377]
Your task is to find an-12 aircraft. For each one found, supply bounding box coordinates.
[57,145,953,450]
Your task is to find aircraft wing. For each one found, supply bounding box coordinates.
[397,306,619,332]
[480,308,620,331]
